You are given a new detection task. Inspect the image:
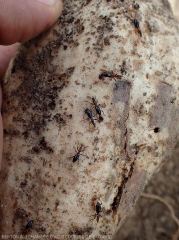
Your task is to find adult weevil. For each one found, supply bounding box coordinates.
[133,18,142,37]
[99,70,122,81]
[72,144,88,163]
[133,3,140,10]
[91,98,104,122]
[93,202,102,222]
[25,220,33,229]
[84,108,97,127]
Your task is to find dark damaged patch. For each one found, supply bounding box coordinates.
[112,162,135,216]
[82,0,93,6]
[120,60,127,75]
[113,80,131,149]
[150,83,179,132]
[93,15,114,51]
[3,129,20,137]
[53,113,66,129]
[39,137,53,153]
[69,226,93,235]
[104,36,110,45]
[113,81,131,105]
[112,178,126,214]
[66,67,75,77]
[112,81,136,215]
[3,29,74,136]
[21,156,32,164]
[14,208,27,218]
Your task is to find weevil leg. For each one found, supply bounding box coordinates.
[89,214,97,221]
[85,100,93,105]
[101,110,106,116]
[73,146,77,152]
[80,118,89,122]
[80,154,89,158]
[82,145,89,151]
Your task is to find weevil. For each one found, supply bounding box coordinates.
[25,220,33,229]
[91,98,104,122]
[93,202,102,222]
[72,144,88,163]
[133,3,140,10]
[84,108,97,127]
[86,98,104,122]
[133,18,142,37]
[99,70,122,81]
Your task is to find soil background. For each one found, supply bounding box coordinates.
[115,1,179,240]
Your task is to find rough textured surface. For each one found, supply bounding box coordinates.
[0,0,179,238]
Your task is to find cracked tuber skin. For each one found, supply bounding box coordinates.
[1,0,179,238]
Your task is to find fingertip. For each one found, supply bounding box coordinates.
[0,44,19,80]
[0,0,63,45]
[0,89,2,171]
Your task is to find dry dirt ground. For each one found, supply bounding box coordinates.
[115,146,179,240]
[114,1,179,240]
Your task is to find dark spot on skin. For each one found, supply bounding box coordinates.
[46,208,50,213]
[20,181,27,188]
[74,19,80,25]
[31,146,41,154]
[48,99,56,110]
[66,67,75,77]
[3,129,20,136]
[121,60,127,75]
[39,137,53,154]
[14,208,27,218]
[76,24,85,34]
[93,137,99,144]
[66,16,74,23]
[22,131,29,139]
[69,226,93,235]
[154,127,160,133]
[11,65,16,74]
[82,0,93,6]
[104,37,110,45]
[53,113,66,128]
[54,200,59,211]
[62,189,67,194]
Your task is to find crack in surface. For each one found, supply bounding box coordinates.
[112,81,135,216]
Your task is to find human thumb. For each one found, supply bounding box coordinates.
[0,0,63,45]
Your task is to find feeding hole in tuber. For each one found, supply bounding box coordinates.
[154,127,160,133]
